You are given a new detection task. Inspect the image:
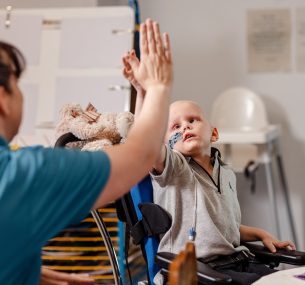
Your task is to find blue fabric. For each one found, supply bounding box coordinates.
[130,176,160,285]
[0,137,110,285]
[168,132,182,149]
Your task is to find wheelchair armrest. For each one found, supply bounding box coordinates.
[155,252,232,284]
[243,242,305,266]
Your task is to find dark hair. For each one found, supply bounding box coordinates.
[0,41,26,93]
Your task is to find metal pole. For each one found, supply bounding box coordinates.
[91,210,123,285]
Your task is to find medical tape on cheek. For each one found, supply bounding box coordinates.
[168,132,182,149]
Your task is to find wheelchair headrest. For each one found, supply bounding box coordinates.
[54,132,82,148]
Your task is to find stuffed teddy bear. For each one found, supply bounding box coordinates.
[55,103,134,151]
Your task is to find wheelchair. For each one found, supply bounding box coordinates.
[54,132,305,285]
[116,175,305,285]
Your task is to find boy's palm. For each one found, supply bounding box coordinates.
[122,53,144,93]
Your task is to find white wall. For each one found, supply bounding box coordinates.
[8,0,97,8]
[9,0,128,8]
[5,0,305,249]
[141,0,305,249]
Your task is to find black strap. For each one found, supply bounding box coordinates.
[130,220,146,245]
[139,203,172,236]
[205,251,252,269]
[244,160,259,194]
[211,147,225,166]
[115,199,171,284]
[192,158,221,194]
[124,224,133,285]
[127,203,171,245]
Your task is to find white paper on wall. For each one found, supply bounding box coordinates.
[0,15,43,65]
[247,9,292,72]
[296,8,305,72]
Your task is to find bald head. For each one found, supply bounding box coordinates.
[169,100,206,123]
[170,100,202,110]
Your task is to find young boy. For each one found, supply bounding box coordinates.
[122,56,295,285]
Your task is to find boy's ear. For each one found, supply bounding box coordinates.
[210,127,219,143]
[0,86,11,117]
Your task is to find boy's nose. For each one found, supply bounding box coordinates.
[183,124,192,131]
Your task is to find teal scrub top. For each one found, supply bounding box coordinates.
[0,137,111,285]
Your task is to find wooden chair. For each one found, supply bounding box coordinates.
[169,242,197,285]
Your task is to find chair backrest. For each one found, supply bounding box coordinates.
[130,177,161,283]
[169,242,197,285]
[210,87,269,132]
[116,175,172,285]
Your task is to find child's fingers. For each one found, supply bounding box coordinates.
[126,53,139,71]
[264,241,276,253]
[122,67,129,78]
[275,241,296,250]
[122,56,127,66]
[269,244,276,253]
[290,243,296,250]
[122,54,132,69]
[130,50,140,65]
[123,69,134,82]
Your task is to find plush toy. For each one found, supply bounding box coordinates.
[55,103,134,151]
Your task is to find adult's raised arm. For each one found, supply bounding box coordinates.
[93,19,173,208]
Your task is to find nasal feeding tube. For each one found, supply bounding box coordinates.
[168,132,182,149]
[168,131,197,241]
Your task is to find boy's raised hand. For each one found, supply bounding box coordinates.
[125,18,173,91]
[122,50,144,94]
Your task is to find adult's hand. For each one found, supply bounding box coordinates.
[40,267,94,285]
[125,18,173,91]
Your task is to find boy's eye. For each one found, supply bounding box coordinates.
[173,124,180,130]
[189,118,195,123]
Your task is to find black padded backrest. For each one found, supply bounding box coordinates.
[54,132,82,148]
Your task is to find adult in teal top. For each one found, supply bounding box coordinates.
[0,18,173,285]
[0,138,110,284]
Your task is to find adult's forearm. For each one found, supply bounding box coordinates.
[93,19,172,208]
[128,84,170,161]
[134,90,145,119]
[94,84,170,208]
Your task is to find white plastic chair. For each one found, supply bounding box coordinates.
[210,87,268,132]
[210,86,298,247]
